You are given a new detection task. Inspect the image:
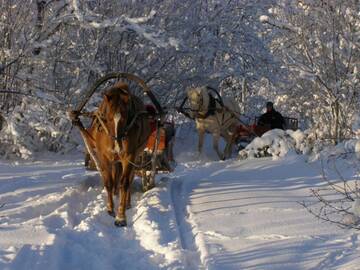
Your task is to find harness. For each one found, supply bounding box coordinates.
[198,94,217,119]
[178,88,246,135]
[93,98,163,169]
[93,95,148,141]
[178,86,225,120]
[94,110,149,141]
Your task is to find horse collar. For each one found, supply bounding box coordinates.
[205,94,216,117]
[114,97,135,141]
[196,94,216,119]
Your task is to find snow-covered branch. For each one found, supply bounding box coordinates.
[70,0,175,48]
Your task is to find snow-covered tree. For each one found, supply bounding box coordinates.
[0,0,289,158]
[260,0,360,143]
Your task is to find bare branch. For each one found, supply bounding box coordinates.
[301,158,360,230]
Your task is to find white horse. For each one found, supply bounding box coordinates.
[187,87,241,160]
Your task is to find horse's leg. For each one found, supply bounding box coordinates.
[197,128,205,156]
[76,122,115,216]
[226,124,239,158]
[126,170,135,209]
[126,189,131,210]
[148,151,157,190]
[105,180,115,217]
[167,139,175,162]
[115,160,132,227]
[98,162,115,217]
[112,161,122,197]
[212,133,225,160]
[141,170,148,192]
[224,140,233,159]
[223,134,234,159]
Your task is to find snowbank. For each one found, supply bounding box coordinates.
[133,181,186,268]
[238,129,313,160]
[239,127,360,161]
[352,113,360,138]
[352,113,360,159]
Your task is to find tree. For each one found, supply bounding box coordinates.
[0,0,283,157]
[260,0,360,142]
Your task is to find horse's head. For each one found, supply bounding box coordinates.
[186,87,209,116]
[102,82,130,142]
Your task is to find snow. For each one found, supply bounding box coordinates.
[352,114,360,137]
[69,0,177,49]
[352,199,360,218]
[356,142,360,160]
[353,114,360,159]
[239,128,360,162]
[259,15,269,23]
[0,156,160,270]
[183,156,359,269]
[0,97,80,160]
[239,129,310,160]
[0,130,360,269]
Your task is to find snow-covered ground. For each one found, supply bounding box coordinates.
[1,128,360,270]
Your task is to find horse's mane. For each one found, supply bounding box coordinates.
[106,82,129,96]
[96,82,130,115]
[199,87,210,111]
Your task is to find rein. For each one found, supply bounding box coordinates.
[178,89,259,137]
[94,111,111,136]
[94,110,150,141]
[179,94,223,119]
[115,111,149,141]
[122,115,162,170]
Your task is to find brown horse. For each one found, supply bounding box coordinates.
[70,82,151,226]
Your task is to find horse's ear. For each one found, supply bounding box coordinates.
[104,93,112,102]
[120,92,129,104]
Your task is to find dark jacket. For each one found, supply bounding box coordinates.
[258,110,285,130]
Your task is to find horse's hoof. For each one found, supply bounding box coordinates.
[107,210,115,217]
[114,218,127,227]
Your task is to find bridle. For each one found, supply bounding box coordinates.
[189,90,223,119]
[188,90,206,117]
[94,98,149,142]
[93,101,162,169]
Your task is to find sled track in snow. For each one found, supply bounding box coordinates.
[170,178,203,270]
[3,154,360,269]
[0,161,160,270]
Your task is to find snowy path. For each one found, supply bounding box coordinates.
[0,153,359,269]
[176,156,360,270]
[0,158,160,270]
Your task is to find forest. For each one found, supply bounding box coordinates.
[0,0,359,158]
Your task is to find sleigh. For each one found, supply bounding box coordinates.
[136,121,176,184]
[235,116,299,149]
